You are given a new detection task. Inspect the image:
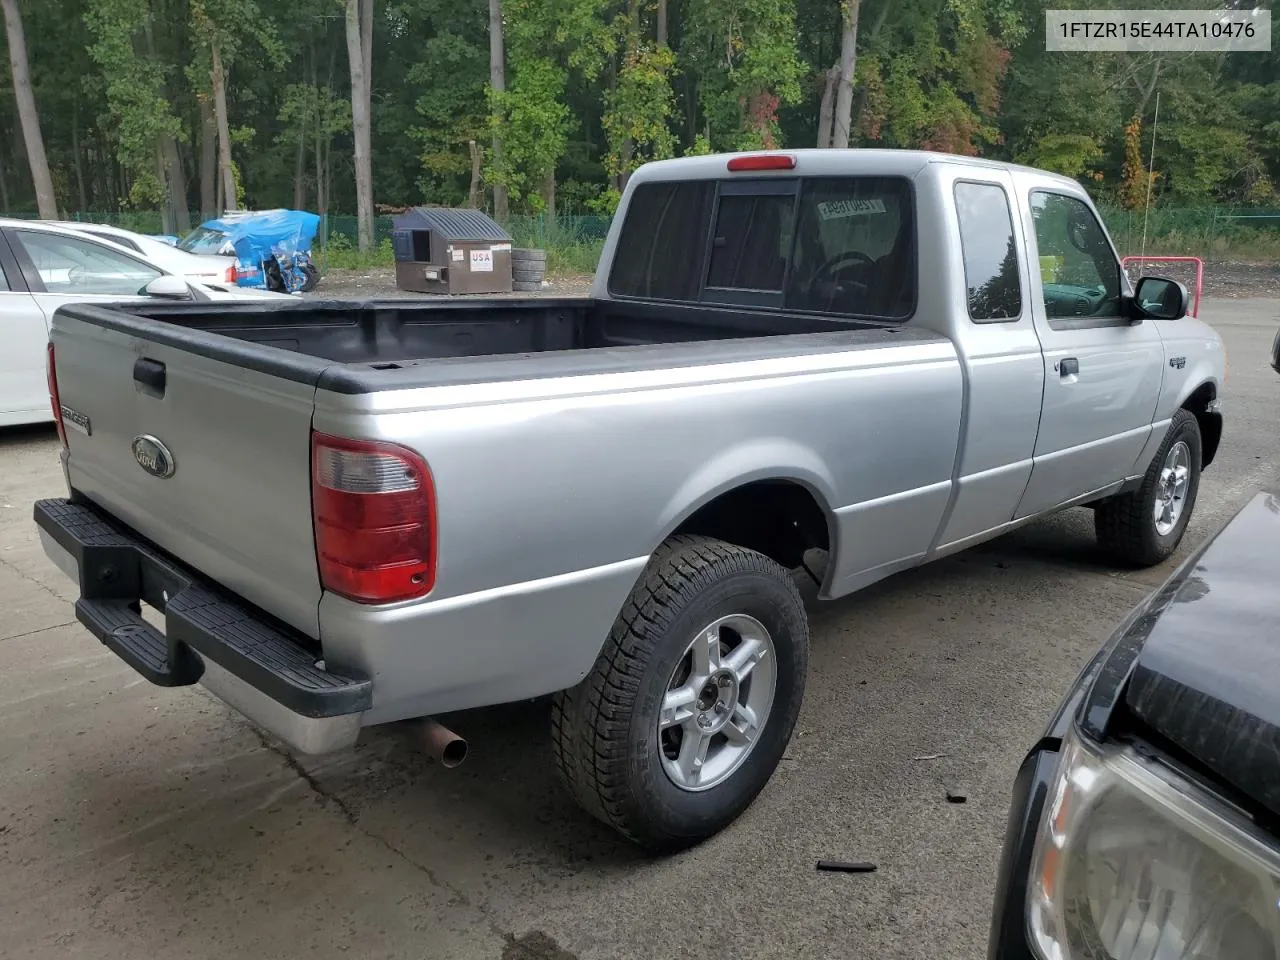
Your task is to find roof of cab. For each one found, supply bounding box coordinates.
[628,148,1080,190]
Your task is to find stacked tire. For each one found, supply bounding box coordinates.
[512,248,546,292]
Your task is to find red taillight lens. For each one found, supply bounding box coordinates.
[726,154,797,172]
[46,342,67,449]
[224,264,238,283]
[311,433,436,604]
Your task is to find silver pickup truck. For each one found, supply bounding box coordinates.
[35,150,1224,851]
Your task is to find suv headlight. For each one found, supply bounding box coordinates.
[1028,727,1280,960]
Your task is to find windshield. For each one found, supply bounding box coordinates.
[179,225,232,256]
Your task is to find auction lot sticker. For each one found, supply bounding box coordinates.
[1046,10,1271,52]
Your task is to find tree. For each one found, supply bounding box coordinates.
[487,0,508,220]
[831,0,859,149]
[1,0,56,217]
[345,0,375,248]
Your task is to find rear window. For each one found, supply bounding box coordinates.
[179,226,232,256]
[86,230,141,253]
[608,175,915,320]
[608,181,714,301]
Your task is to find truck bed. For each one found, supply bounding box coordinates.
[107,296,880,376]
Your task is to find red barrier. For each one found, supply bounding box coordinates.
[1121,255,1204,318]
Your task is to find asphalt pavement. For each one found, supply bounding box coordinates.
[1,297,1277,960]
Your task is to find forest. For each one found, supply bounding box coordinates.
[1,0,1278,256]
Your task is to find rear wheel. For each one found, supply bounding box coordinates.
[1095,409,1202,566]
[299,262,320,292]
[552,535,808,852]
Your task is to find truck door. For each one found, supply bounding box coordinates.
[0,231,53,427]
[1015,187,1163,519]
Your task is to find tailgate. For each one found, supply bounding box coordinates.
[51,310,323,637]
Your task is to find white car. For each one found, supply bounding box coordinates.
[1,218,289,428]
[51,221,240,285]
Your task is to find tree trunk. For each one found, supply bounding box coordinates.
[72,109,88,212]
[293,132,306,209]
[543,166,555,219]
[488,0,508,221]
[468,139,482,209]
[163,134,190,232]
[832,0,861,150]
[200,98,216,218]
[345,0,374,249]
[657,0,667,46]
[817,61,840,147]
[211,41,237,211]
[1,0,56,217]
[0,145,11,214]
[157,147,175,234]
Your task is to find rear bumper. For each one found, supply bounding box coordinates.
[34,497,370,754]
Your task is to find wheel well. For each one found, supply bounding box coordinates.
[1181,382,1221,468]
[670,481,831,570]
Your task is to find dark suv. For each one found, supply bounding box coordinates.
[988,489,1280,960]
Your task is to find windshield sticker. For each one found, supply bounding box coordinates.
[818,198,887,220]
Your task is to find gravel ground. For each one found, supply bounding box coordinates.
[308,260,1280,302]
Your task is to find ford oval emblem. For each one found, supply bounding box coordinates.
[132,435,176,479]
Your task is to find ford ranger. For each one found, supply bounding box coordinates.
[33,150,1225,851]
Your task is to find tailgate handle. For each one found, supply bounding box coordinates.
[133,358,166,396]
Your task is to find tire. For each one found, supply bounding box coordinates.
[552,535,809,852]
[1095,409,1202,567]
[512,265,546,282]
[299,263,320,293]
[512,279,542,292]
[512,247,547,263]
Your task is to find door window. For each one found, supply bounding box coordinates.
[955,182,1021,321]
[15,229,163,295]
[1029,192,1123,320]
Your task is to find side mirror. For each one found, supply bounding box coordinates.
[1130,275,1188,321]
[143,276,193,300]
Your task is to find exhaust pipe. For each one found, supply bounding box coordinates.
[415,717,468,768]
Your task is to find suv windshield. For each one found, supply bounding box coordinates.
[179,226,232,256]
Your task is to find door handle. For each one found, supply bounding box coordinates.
[1058,357,1079,378]
[133,357,166,396]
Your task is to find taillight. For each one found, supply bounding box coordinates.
[46,342,67,449]
[727,153,797,172]
[224,264,238,283]
[311,433,436,604]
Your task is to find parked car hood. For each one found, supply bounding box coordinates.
[1123,491,1280,819]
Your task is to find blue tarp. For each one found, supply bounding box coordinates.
[201,209,320,274]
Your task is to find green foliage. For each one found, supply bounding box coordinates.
[602,43,676,179]
[683,0,804,149]
[84,0,183,181]
[1016,134,1103,180]
[2,0,1279,238]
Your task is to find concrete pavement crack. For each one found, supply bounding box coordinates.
[0,554,66,602]
[1,619,77,643]
[247,727,512,943]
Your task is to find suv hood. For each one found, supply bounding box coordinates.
[1123,491,1280,819]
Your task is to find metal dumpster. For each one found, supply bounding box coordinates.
[391,207,513,294]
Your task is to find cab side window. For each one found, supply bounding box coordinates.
[1029,192,1123,320]
[955,182,1021,322]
